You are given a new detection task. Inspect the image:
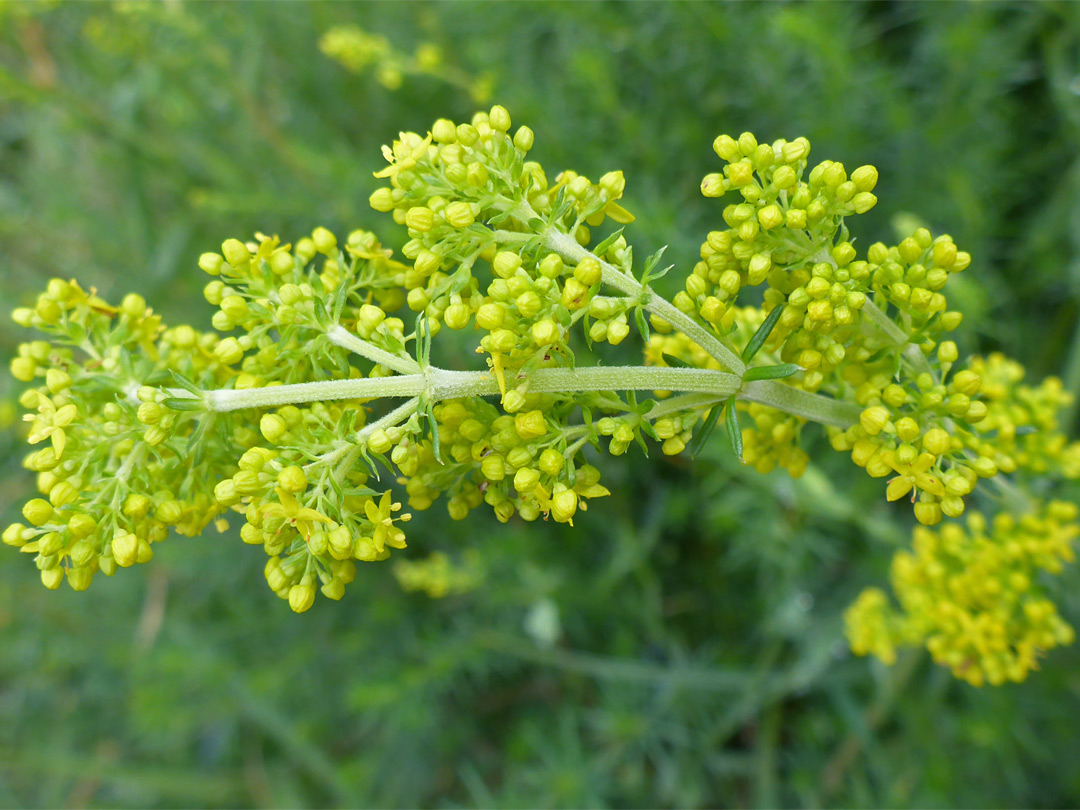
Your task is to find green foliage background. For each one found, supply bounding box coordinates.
[2,2,1080,806]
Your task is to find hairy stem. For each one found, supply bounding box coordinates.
[740,380,862,428]
[205,365,743,412]
[515,228,747,376]
[326,325,420,375]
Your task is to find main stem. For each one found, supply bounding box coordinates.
[206,365,743,412]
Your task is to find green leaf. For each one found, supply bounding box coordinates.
[743,363,802,382]
[741,304,785,362]
[660,352,692,369]
[634,306,650,343]
[641,245,668,281]
[687,400,726,457]
[168,370,201,395]
[163,396,205,411]
[425,400,443,463]
[592,227,624,257]
[725,397,743,461]
[637,422,658,447]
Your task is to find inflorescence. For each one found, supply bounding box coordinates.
[6,107,1079,685]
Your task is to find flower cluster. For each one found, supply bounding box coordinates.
[393,550,483,598]
[319,24,492,102]
[5,108,1077,683]
[4,280,233,591]
[846,501,1078,686]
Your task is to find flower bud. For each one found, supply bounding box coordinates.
[502,390,527,413]
[321,577,346,601]
[444,302,471,330]
[260,413,288,443]
[214,337,244,365]
[328,527,352,560]
[278,466,308,493]
[444,201,475,229]
[551,486,578,523]
[41,568,64,590]
[222,238,250,268]
[514,467,541,493]
[289,582,316,613]
[23,498,53,527]
[607,320,630,345]
[369,188,396,212]
[937,341,959,364]
[3,523,27,547]
[573,258,602,286]
[489,105,511,132]
[531,319,559,346]
[757,204,783,230]
[480,454,506,482]
[514,410,547,440]
[405,207,435,232]
[860,406,890,436]
[112,532,139,567]
[513,125,535,151]
[493,251,523,279]
[198,251,225,276]
[922,428,951,456]
[220,295,249,322]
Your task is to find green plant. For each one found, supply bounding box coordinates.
[6,105,1079,689]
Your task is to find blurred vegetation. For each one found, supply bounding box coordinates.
[2,2,1080,807]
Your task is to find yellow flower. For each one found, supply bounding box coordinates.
[25,395,77,458]
[373,132,433,180]
[365,491,407,552]
[261,488,331,540]
[885,451,945,501]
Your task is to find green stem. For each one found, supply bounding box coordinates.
[205,365,744,413]
[862,299,933,376]
[542,229,748,376]
[326,325,420,375]
[740,380,862,428]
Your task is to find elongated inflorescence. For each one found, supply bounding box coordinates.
[5,106,1078,685]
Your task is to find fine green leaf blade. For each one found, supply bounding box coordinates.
[688,400,726,457]
[168,370,202,395]
[743,363,802,382]
[641,245,668,282]
[660,352,692,369]
[592,227,625,257]
[163,396,205,412]
[634,306,650,343]
[725,396,743,461]
[741,304,785,362]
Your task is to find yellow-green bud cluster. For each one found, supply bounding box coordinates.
[5,109,1079,688]
[6,283,235,591]
[846,501,1078,686]
[319,24,491,102]
[392,550,483,598]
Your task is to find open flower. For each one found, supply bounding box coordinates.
[25,395,77,458]
[261,488,332,540]
[365,490,408,552]
[885,451,946,501]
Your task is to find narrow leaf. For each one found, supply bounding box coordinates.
[592,227,625,257]
[688,400,726,457]
[725,396,743,461]
[743,363,802,382]
[163,396,205,412]
[660,352,692,369]
[742,304,785,362]
[634,306,650,343]
[642,245,669,280]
